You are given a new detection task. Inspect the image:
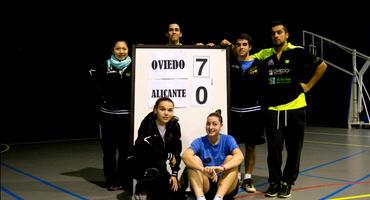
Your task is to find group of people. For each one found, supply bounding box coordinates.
[89,21,327,200]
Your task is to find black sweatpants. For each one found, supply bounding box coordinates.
[265,108,306,185]
[100,111,131,187]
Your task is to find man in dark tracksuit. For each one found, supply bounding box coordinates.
[222,33,265,193]
[254,21,327,198]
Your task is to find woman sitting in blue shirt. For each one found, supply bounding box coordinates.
[182,109,244,200]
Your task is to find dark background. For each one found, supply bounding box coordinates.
[4,2,369,143]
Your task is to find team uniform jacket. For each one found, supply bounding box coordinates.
[90,60,132,113]
[254,43,323,107]
[230,56,263,112]
[134,112,182,177]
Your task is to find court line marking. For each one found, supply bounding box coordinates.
[1,162,89,200]
[300,174,351,183]
[253,150,368,190]
[300,150,367,173]
[7,137,99,146]
[328,194,370,200]
[306,131,370,138]
[1,144,10,153]
[320,174,370,200]
[305,140,370,148]
[235,181,370,199]
[1,185,24,200]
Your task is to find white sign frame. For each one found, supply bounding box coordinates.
[131,45,230,172]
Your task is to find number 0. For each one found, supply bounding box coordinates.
[196,86,208,104]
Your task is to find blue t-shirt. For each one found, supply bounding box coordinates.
[240,60,254,73]
[190,134,239,167]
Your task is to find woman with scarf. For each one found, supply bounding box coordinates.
[89,40,132,191]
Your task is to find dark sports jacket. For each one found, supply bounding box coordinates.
[134,112,182,177]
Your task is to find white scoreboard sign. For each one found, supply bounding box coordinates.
[132,45,230,158]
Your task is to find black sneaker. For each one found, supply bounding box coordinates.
[241,178,256,193]
[278,182,292,198]
[265,182,280,197]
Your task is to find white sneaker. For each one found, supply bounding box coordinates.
[241,178,256,193]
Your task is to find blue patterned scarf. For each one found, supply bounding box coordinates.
[107,55,131,71]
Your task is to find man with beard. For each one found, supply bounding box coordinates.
[253,21,327,198]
